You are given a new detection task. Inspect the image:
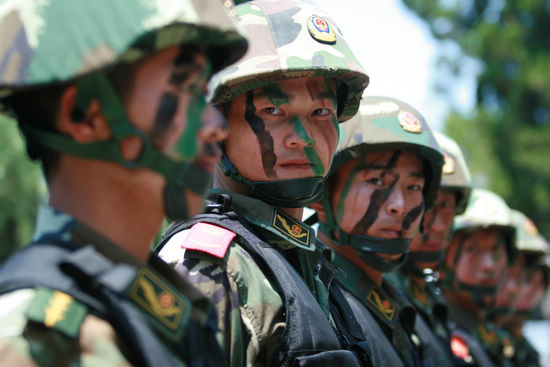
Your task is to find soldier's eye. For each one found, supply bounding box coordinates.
[312,108,331,116]
[366,177,383,186]
[263,107,283,116]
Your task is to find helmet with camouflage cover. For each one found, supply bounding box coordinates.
[0,0,248,221]
[510,209,549,255]
[209,0,369,122]
[214,0,370,208]
[453,188,516,260]
[318,96,444,272]
[434,131,472,215]
[0,0,247,98]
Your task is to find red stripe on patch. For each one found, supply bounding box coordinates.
[180,222,236,258]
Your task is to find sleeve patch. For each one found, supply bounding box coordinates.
[180,222,236,259]
[25,287,88,338]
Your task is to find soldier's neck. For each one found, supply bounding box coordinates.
[48,156,164,262]
[444,291,484,319]
[319,231,383,285]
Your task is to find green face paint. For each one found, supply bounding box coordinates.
[322,77,340,133]
[289,115,325,176]
[262,83,290,107]
[174,62,212,160]
[334,161,364,223]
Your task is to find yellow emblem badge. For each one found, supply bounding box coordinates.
[128,267,191,341]
[272,209,313,250]
[442,152,456,174]
[367,288,396,322]
[307,15,336,44]
[398,110,422,133]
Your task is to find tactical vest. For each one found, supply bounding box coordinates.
[159,205,372,367]
[0,240,223,367]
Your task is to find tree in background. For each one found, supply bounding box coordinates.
[0,115,46,262]
[402,0,550,236]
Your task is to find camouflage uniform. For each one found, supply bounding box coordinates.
[0,0,247,366]
[386,131,473,367]
[317,97,445,367]
[158,1,370,366]
[443,188,517,367]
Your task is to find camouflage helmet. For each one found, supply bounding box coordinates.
[510,209,549,255]
[0,0,248,99]
[453,188,517,260]
[433,131,472,214]
[208,0,369,122]
[332,96,444,211]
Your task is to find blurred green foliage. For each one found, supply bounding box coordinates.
[403,0,550,236]
[0,115,46,262]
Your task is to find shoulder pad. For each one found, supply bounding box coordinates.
[450,334,473,363]
[180,222,236,259]
[25,287,88,338]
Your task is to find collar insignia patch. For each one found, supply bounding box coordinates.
[411,281,430,308]
[127,267,191,342]
[307,15,336,44]
[443,152,456,174]
[398,110,422,133]
[272,209,313,250]
[25,287,88,338]
[367,287,396,322]
[477,324,497,346]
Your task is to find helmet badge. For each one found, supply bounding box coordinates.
[398,110,422,133]
[307,15,336,44]
[442,152,456,174]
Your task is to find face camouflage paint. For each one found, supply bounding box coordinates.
[351,150,402,234]
[402,203,424,231]
[245,90,278,178]
[262,84,291,107]
[288,115,324,176]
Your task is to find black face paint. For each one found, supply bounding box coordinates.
[402,202,425,231]
[244,90,278,178]
[153,93,178,139]
[351,151,402,234]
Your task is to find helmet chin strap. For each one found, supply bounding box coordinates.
[20,73,210,221]
[402,249,446,276]
[220,154,326,208]
[439,262,497,309]
[319,194,411,273]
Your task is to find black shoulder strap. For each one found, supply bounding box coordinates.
[0,243,192,367]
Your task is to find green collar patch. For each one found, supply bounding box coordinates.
[126,267,191,343]
[25,287,88,338]
[366,287,396,324]
[410,281,430,309]
[476,324,498,348]
[271,209,314,251]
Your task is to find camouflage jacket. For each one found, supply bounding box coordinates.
[446,300,516,367]
[159,191,349,367]
[385,270,455,367]
[0,205,220,367]
[334,255,423,367]
[511,334,540,367]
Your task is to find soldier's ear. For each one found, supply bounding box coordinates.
[57,86,111,143]
[310,201,328,223]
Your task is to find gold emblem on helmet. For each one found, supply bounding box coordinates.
[307,15,336,44]
[398,110,422,133]
[443,152,456,174]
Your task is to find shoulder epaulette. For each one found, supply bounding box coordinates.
[180,222,236,259]
[25,287,88,338]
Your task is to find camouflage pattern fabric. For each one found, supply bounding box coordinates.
[208,0,369,122]
[0,0,247,99]
[159,191,332,367]
[510,209,549,255]
[433,131,472,214]
[333,255,423,367]
[0,205,217,367]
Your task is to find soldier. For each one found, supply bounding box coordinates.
[0,0,247,366]
[440,188,517,367]
[493,210,549,367]
[157,1,370,366]
[312,96,444,366]
[385,131,472,366]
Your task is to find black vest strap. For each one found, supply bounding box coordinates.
[161,211,370,367]
[0,242,201,367]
